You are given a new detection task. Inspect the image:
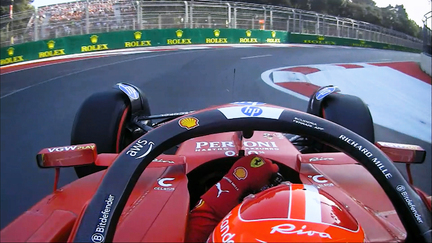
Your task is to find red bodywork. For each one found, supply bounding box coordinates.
[1,103,430,242]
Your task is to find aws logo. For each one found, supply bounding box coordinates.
[240,30,258,43]
[266,31,281,43]
[124,31,151,48]
[39,40,66,58]
[1,47,24,66]
[206,29,228,44]
[167,30,192,45]
[81,35,109,52]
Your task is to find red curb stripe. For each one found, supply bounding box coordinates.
[370,62,431,85]
[280,67,321,75]
[336,64,364,69]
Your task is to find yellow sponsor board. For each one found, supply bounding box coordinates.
[39,40,66,58]
[266,38,281,43]
[240,30,258,43]
[303,39,336,45]
[81,44,109,52]
[167,39,192,45]
[205,38,228,44]
[39,49,66,58]
[205,29,228,44]
[81,35,109,52]
[303,36,335,45]
[240,38,258,43]
[1,56,24,65]
[352,41,372,48]
[1,47,24,66]
[125,40,151,48]
[166,30,193,45]
[124,31,152,48]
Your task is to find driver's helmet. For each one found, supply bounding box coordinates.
[207,183,365,242]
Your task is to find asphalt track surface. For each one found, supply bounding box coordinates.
[1,46,430,230]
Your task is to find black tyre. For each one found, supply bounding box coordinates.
[71,89,147,178]
[306,92,375,152]
[322,93,375,143]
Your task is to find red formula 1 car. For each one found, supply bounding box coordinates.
[1,83,431,242]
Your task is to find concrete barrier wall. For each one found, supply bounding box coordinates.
[0,28,420,67]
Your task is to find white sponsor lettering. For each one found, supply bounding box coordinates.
[309,157,334,162]
[270,223,332,239]
[94,194,115,235]
[48,146,77,152]
[397,185,424,223]
[196,141,278,152]
[152,158,175,164]
[339,135,392,179]
[225,151,236,157]
[154,187,175,191]
[126,139,155,159]
[220,211,236,243]
[158,178,174,187]
[293,117,324,130]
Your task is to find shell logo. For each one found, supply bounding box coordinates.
[233,167,248,180]
[176,29,183,38]
[179,117,199,130]
[90,35,98,44]
[134,31,142,40]
[47,40,55,49]
[250,157,264,168]
[7,47,14,56]
[318,36,325,41]
[246,30,252,37]
[214,29,220,37]
[271,31,276,38]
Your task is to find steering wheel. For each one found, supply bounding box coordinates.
[72,105,431,242]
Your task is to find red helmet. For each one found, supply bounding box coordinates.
[207,183,365,242]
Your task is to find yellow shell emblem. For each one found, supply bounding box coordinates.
[250,157,264,168]
[134,31,142,40]
[47,40,55,49]
[90,35,98,44]
[179,117,199,130]
[318,36,325,41]
[7,47,14,56]
[246,30,252,37]
[214,29,220,37]
[176,29,183,38]
[271,31,276,38]
[233,167,248,180]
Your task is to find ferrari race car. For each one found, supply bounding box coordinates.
[1,83,431,242]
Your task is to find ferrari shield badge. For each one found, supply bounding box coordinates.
[179,117,199,130]
[250,157,264,168]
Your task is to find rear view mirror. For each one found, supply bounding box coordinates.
[375,141,426,164]
[36,143,97,168]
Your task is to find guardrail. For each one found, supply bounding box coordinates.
[0,28,420,67]
[423,11,431,55]
[0,0,423,50]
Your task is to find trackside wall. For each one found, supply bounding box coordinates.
[0,28,420,67]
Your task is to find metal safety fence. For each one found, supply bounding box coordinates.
[423,11,432,55]
[0,0,424,50]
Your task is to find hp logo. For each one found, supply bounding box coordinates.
[241,106,263,117]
